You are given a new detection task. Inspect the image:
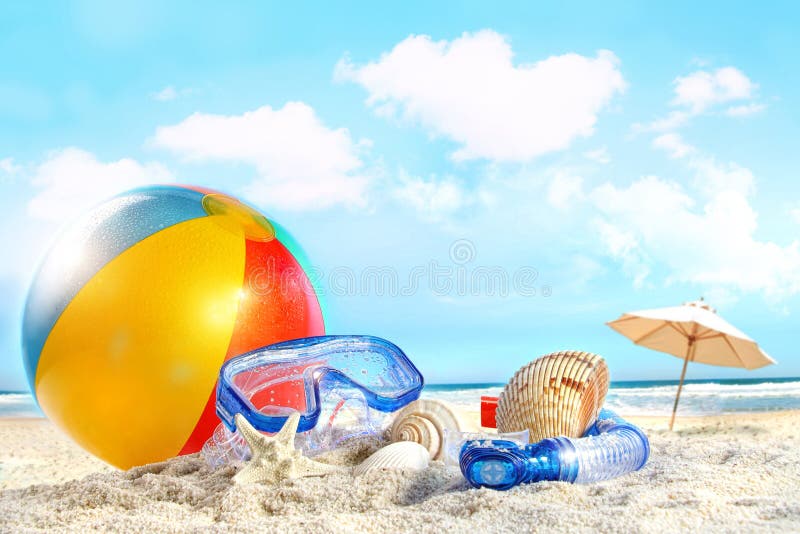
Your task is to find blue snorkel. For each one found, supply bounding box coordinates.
[459,409,650,490]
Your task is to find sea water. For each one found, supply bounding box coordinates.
[3,377,800,418]
[421,377,800,416]
[0,392,42,417]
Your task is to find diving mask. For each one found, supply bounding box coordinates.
[203,335,424,465]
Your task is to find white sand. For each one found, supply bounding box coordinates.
[1,411,799,532]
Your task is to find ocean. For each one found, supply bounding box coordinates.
[3,377,800,418]
[421,377,800,416]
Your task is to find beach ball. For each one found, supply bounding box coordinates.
[22,185,325,469]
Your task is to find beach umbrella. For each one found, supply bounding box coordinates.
[606,299,776,430]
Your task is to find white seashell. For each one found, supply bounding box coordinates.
[389,399,473,460]
[354,441,430,476]
[495,351,609,443]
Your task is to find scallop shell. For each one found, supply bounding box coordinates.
[389,399,472,460]
[353,441,430,476]
[495,351,609,443]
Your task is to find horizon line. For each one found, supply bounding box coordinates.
[423,375,800,387]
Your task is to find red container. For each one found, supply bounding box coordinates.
[480,395,499,428]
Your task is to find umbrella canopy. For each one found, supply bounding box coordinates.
[607,299,776,429]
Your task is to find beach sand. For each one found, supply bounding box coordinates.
[0,411,798,533]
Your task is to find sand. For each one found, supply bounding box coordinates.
[1,411,798,533]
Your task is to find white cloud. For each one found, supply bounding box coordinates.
[152,102,371,210]
[566,254,607,290]
[636,110,691,132]
[28,148,174,221]
[336,30,626,162]
[651,134,754,196]
[591,174,800,299]
[791,207,800,225]
[393,173,469,222]
[547,171,584,210]
[689,57,711,68]
[594,218,652,288]
[152,85,178,101]
[384,137,796,302]
[583,147,610,164]
[688,157,754,197]
[639,66,764,132]
[702,286,740,308]
[603,134,785,297]
[652,133,696,159]
[151,86,198,102]
[597,133,783,297]
[725,103,766,117]
[0,157,21,175]
[0,157,21,183]
[672,67,756,113]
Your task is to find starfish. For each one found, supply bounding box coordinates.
[232,412,345,485]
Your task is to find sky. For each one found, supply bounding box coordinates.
[1,1,799,390]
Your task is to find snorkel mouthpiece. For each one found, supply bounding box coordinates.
[459,438,569,490]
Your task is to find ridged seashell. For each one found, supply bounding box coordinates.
[389,399,472,460]
[353,441,430,476]
[495,351,609,443]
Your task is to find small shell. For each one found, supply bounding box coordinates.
[354,441,430,476]
[389,399,472,460]
[495,351,609,443]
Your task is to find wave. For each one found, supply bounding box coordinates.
[420,380,800,416]
[609,381,800,399]
[420,386,503,409]
[0,393,43,417]
[4,378,800,418]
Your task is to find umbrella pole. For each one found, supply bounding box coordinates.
[669,340,693,431]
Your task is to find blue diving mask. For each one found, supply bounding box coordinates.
[203,335,424,465]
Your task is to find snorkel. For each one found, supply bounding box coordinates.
[459,409,650,490]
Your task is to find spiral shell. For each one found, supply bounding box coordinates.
[353,441,430,476]
[495,351,609,443]
[389,399,471,460]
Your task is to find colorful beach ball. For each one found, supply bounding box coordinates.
[22,185,325,469]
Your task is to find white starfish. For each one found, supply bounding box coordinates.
[232,412,345,485]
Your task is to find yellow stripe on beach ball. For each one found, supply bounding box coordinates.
[34,216,246,469]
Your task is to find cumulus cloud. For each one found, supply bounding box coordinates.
[151,85,196,102]
[0,157,21,175]
[152,86,178,101]
[336,30,626,162]
[28,148,173,222]
[791,206,800,225]
[594,217,652,288]
[393,173,470,222]
[591,172,800,299]
[641,110,692,132]
[583,147,611,164]
[152,102,371,210]
[652,133,696,159]
[688,157,755,197]
[638,66,764,132]
[547,171,584,210]
[0,157,21,185]
[672,67,756,113]
[652,133,754,197]
[725,103,766,117]
[566,254,607,291]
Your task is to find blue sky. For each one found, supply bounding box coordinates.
[2,1,799,390]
